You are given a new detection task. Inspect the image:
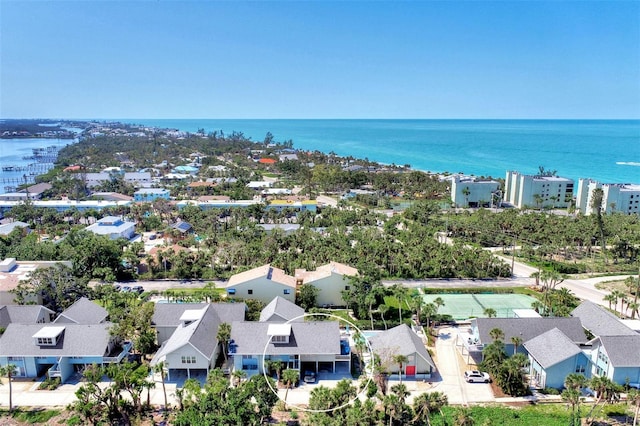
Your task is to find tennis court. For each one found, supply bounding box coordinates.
[422,293,537,320]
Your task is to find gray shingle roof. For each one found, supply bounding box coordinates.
[523,328,582,369]
[150,303,246,366]
[598,335,640,367]
[259,296,305,322]
[571,301,636,337]
[152,303,208,327]
[0,305,54,328]
[0,323,112,357]
[475,317,588,344]
[230,321,340,356]
[368,324,435,369]
[54,297,108,324]
[151,303,245,327]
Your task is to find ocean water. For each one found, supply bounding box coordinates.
[0,137,75,193]
[121,119,640,184]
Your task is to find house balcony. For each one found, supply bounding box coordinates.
[335,354,351,360]
[48,363,62,378]
[104,341,133,363]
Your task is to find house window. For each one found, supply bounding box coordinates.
[248,289,253,295]
[37,337,53,345]
[227,289,236,295]
[344,286,350,290]
[283,289,290,295]
[272,335,288,343]
[8,357,23,362]
[181,356,196,364]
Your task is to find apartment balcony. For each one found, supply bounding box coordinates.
[104,341,133,363]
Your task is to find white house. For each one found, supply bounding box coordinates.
[295,262,358,307]
[226,265,297,303]
[504,171,574,209]
[85,216,136,240]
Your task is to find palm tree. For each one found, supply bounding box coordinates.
[483,307,497,318]
[392,354,409,385]
[216,322,231,361]
[0,364,16,412]
[462,187,471,208]
[604,293,617,310]
[455,407,475,426]
[628,301,640,320]
[627,388,640,426]
[489,327,504,342]
[391,383,409,403]
[412,391,448,426]
[379,304,389,330]
[281,369,299,409]
[563,372,587,425]
[153,361,169,411]
[510,336,523,355]
[392,285,408,324]
[586,375,622,424]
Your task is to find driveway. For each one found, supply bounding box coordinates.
[433,326,494,405]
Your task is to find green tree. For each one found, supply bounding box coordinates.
[296,283,319,311]
[153,361,169,412]
[585,375,622,424]
[392,354,409,385]
[483,307,497,318]
[281,369,300,409]
[217,322,231,362]
[0,364,16,412]
[412,391,448,426]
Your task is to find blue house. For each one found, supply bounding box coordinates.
[0,298,131,383]
[589,335,640,388]
[134,188,170,202]
[524,328,591,389]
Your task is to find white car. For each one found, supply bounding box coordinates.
[464,370,491,383]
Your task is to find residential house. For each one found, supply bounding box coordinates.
[226,265,297,303]
[0,200,132,215]
[150,303,246,380]
[229,321,349,378]
[0,322,128,382]
[85,216,136,240]
[470,317,588,355]
[0,221,30,236]
[368,324,436,380]
[295,262,358,307]
[91,192,134,202]
[571,300,638,338]
[589,335,640,387]
[0,305,55,329]
[0,259,73,305]
[259,296,304,323]
[572,301,640,387]
[524,328,591,389]
[53,297,108,324]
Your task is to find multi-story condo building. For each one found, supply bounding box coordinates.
[450,175,501,208]
[576,178,640,216]
[504,171,574,209]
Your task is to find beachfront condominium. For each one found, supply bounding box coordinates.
[576,179,640,216]
[450,175,501,208]
[504,171,574,209]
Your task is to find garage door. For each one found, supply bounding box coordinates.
[406,365,416,376]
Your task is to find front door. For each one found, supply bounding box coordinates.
[406,365,416,376]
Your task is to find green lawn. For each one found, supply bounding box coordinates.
[0,408,61,424]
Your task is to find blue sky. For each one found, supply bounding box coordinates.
[1,1,639,119]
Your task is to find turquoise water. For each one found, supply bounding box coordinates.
[119,119,640,183]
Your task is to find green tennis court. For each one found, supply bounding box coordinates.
[422,293,538,320]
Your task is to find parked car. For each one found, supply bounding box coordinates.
[121,286,132,292]
[464,370,491,383]
[303,371,316,384]
[132,285,144,294]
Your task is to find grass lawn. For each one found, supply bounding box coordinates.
[434,404,571,426]
[0,408,61,424]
